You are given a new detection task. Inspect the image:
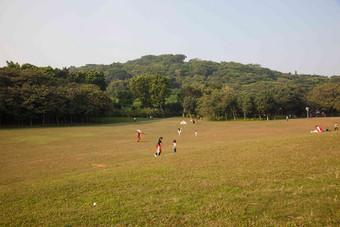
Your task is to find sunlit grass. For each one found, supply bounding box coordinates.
[0,117,339,225]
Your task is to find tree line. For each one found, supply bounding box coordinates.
[0,62,112,126]
[179,82,340,120]
[1,55,340,126]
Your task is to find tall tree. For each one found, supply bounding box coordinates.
[149,74,171,110]
[220,86,237,120]
[308,83,340,114]
[129,75,152,107]
[238,91,254,120]
[254,90,277,120]
[178,84,202,116]
[197,89,225,120]
[130,74,171,110]
[182,96,196,118]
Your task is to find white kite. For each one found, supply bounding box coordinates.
[180,120,187,126]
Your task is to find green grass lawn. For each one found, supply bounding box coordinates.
[0,117,339,225]
[97,117,159,124]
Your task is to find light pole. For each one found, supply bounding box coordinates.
[306,107,309,118]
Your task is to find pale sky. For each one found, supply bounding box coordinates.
[1,0,340,76]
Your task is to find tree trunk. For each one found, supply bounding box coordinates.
[182,108,186,117]
[56,114,59,125]
[266,115,269,121]
[43,114,45,126]
[244,112,246,120]
[30,118,33,126]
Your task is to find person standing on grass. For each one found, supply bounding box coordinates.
[286,115,289,121]
[195,130,198,136]
[173,139,177,153]
[335,123,338,131]
[178,128,181,136]
[154,137,163,157]
[136,130,144,142]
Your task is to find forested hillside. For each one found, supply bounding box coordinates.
[1,54,339,126]
[69,54,340,120]
[69,54,331,91]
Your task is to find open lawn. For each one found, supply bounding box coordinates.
[0,117,339,226]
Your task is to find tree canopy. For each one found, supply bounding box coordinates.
[1,54,337,125]
[0,62,112,125]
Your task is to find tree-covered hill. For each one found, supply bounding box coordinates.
[69,54,330,91]
[67,54,339,120]
[1,55,339,125]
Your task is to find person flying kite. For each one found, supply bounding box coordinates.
[154,137,164,157]
[136,129,144,142]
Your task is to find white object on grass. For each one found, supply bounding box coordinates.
[180,120,187,125]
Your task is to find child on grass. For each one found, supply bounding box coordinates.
[154,137,163,157]
[173,139,177,153]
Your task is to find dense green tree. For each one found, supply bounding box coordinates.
[70,71,106,90]
[254,90,277,120]
[130,74,170,110]
[237,91,254,119]
[130,75,152,107]
[178,84,203,116]
[0,63,112,126]
[105,68,132,84]
[182,96,196,118]
[197,88,233,120]
[272,85,306,115]
[308,83,340,114]
[116,90,134,107]
[149,74,171,110]
[0,88,8,126]
[107,80,129,96]
[197,90,222,120]
[220,86,237,120]
[330,75,340,83]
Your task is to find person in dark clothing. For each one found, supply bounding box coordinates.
[154,137,163,157]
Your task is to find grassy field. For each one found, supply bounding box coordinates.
[0,117,339,226]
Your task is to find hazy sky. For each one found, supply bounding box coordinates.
[1,0,340,76]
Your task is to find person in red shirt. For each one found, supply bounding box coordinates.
[136,130,144,142]
[154,137,163,157]
[311,125,323,133]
